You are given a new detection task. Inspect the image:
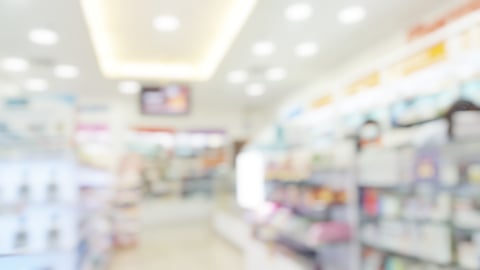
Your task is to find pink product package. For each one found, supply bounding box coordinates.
[308,222,351,244]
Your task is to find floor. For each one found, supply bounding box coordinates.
[110,200,244,270]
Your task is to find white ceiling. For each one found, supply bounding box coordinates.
[100,0,237,64]
[0,0,455,113]
[81,0,256,81]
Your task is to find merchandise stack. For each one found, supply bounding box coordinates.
[254,140,356,270]
[242,9,480,270]
[77,167,114,270]
[126,128,227,198]
[112,153,142,250]
[358,83,480,270]
[0,95,114,270]
[0,95,79,269]
[75,123,115,267]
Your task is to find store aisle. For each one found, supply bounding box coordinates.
[110,200,244,270]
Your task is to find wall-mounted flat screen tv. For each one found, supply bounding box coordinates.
[140,85,190,115]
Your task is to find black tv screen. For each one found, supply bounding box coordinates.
[140,86,190,115]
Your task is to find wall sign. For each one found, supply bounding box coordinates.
[311,94,333,109]
[408,0,480,41]
[345,72,380,96]
[387,42,447,80]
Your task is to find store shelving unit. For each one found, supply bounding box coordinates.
[0,96,79,270]
[254,142,356,270]
[112,154,142,250]
[77,169,114,270]
[358,130,480,270]
[240,9,480,270]
[0,96,114,270]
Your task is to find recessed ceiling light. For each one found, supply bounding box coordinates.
[295,42,318,57]
[246,83,266,97]
[285,3,313,21]
[153,15,180,32]
[338,6,366,24]
[228,70,248,84]
[118,81,141,94]
[266,67,287,81]
[29,28,59,45]
[25,78,48,92]
[54,65,79,79]
[1,58,29,72]
[0,81,20,97]
[252,41,275,56]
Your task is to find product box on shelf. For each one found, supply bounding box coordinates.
[0,95,111,270]
[253,138,356,270]
[358,136,480,270]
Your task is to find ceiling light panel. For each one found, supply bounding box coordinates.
[252,41,275,56]
[81,0,258,81]
[1,58,29,72]
[285,3,313,21]
[54,65,79,79]
[295,42,318,57]
[266,67,286,81]
[228,70,248,84]
[29,28,59,46]
[246,83,266,97]
[338,5,366,24]
[0,81,20,97]
[153,15,180,32]
[118,81,141,94]
[25,78,48,92]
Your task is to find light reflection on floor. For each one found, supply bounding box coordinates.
[111,201,244,270]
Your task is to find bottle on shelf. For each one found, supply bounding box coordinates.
[47,214,60,249]
[18,170,30,203]
[46,170,58,203]
[14,216,28,251]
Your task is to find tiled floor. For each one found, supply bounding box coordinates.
[110,200,244,270]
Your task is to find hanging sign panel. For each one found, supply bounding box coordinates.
[408,0,480,41]
[386,42,447,81]
[345,72,380,96]
[311,94,333,109]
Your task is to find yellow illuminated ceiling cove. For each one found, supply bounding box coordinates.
[81,0,257,81]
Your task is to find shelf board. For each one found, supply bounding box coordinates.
[361,240,453,267]
[266,179,324,187]
[358,181,480,192]
[393,115,444,128]
[360,215,451,226]
[0,249,76,258]
[275,234,317,259]
[268,200,346,221]
[292,207,331,221]
[454,225,480,233]
[360,215,480,233]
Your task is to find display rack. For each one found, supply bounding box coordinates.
[0,95,79,269]
[357,107,480,270]
[75,122,115,269]
[0,95,114,270]
[254,140,356,270]
[126,128,227,199]
[112,153,142,250]
[243,9,480,270]
[77,167,113,270]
